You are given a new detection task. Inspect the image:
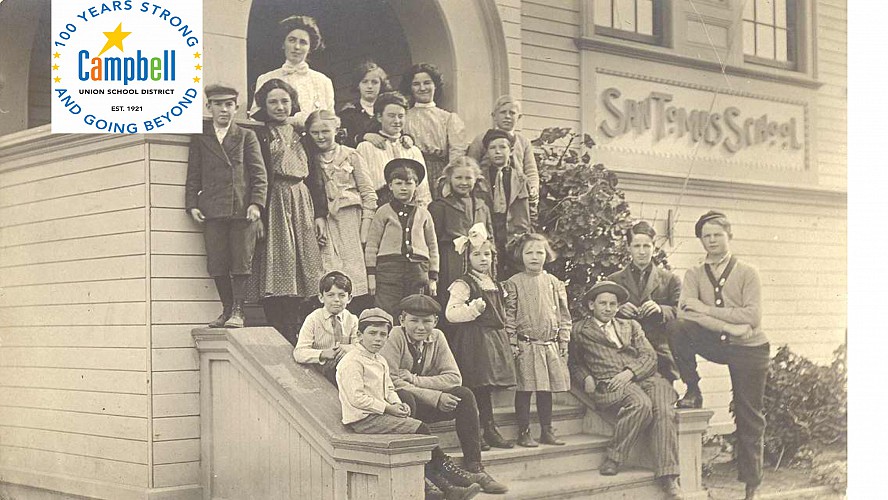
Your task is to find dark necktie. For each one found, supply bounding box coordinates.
[332,315,344,344]
[407,341,424,374]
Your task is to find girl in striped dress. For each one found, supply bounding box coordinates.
[503,233,572,448]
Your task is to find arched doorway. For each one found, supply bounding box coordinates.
[244,0,508,130]
[0,0,51,136]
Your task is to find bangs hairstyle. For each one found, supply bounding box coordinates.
[353,61,392,94]
[509,232,556,268]
[252,78,299,123]
[277,15,325,52]
[463,237,497,279]
[373,91,409,116]
[318,270,353,295]
[387,164,419,183]
[442,156,482,180]
[627,220,656,244]
[358,320,392,334]
[305,109,341,130]
[400,63,444,103]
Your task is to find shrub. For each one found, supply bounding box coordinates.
[759,344,847,468]
[532,127,669,317]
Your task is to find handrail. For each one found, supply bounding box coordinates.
[193,327,437,499]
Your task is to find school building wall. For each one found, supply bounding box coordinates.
[508,0,846,432]
[0,0,845,495]
[0,132,204,498]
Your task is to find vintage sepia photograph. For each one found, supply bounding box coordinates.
[0,1,848,499]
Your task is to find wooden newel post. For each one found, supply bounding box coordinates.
[675,408,714,499]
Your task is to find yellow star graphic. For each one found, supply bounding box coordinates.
[53,76,61,83]
[193,76,201,83]
[193,52,201,59]
[97,23,131,57]
[52,64,59,70]
[195,64,202,70]
[53,51,61,58]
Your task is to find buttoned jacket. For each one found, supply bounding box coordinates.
[608,264,681,328]
[185,122,267,219]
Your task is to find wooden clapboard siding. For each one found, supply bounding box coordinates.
[1,387,146,418]
[814,0,847,190]
[496,0,523,98]
[0,427,147,464]
[520,0,581,136]
[0,325,147,348]
[0,133,152,495]
[144,137,215,487]
[0,447,148,488]
[0,406,146,441]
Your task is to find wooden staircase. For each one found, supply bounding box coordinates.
[432,390,704,499]
[194,327,712,500]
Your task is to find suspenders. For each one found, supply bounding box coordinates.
[704,256,738,342]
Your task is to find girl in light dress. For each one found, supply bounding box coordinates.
[503,233,572,448]
[304,109,378,308]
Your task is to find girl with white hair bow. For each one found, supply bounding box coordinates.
[445,223,518,451]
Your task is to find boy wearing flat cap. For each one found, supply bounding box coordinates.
[364,159,439,315]
[568,281,682,499]
[670,211,768,500]
[186,84,267,328]
[380,294,508,495]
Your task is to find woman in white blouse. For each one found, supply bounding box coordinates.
[250,15,335,129]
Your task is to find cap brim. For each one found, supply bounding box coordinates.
[207,94,238,101]
[584,284,629,304]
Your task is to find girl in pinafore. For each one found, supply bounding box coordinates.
[445,223,516,450]
[304,109,378,309]
[504,233,572,448]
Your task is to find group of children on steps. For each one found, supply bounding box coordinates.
[190,81,571,499]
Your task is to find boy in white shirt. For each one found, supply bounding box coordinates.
[337,308,481,500]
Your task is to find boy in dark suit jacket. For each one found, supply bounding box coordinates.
[607,221,681,381]
[185,84,267,328]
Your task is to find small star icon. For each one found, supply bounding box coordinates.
[195,64,202,70]
[52,64,59,70]
[53,76,61,83]
[193,52,201,59]
[193,76,201,83]
[98,23,131,56]
[53,51,61,58]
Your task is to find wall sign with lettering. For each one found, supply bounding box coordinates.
[593,71,808,173]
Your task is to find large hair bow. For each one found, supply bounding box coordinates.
[453,223,489,255]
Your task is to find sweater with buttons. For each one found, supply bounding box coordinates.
[364,201,439,278]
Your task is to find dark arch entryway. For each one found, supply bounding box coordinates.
[244,0,506,128]
[246,0,416,111]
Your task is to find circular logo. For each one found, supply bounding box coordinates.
[51,1,204,134]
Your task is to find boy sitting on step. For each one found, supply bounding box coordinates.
[293,271,359,385]
[336,308,481,500]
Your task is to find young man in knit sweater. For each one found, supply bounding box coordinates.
[670,211,769,500]
[364,158,440,316]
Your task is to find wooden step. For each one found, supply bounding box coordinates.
[450,433,612,482]
[429,403,587,449]
[475,467,666,500]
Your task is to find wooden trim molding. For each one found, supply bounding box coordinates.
[575,36,822,89]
